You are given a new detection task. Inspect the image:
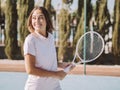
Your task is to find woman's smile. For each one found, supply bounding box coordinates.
[32,9,46,31]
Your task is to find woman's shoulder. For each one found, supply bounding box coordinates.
[48,32,54,39]
[25,33,35,41]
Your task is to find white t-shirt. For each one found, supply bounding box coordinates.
[24,32,61,90]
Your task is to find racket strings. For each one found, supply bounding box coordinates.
[76,31,104,62]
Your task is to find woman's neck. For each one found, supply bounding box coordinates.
[35,30,48,38]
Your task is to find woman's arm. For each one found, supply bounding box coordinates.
[24,54,66,80]
[58,62,75,72]
[58,62,70,69]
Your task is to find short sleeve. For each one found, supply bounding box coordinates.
[23,36,36,56]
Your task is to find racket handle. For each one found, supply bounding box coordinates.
[64,64,73,73]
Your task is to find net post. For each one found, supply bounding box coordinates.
[83,0,87,75]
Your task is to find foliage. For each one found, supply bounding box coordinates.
[58,8,71,61]
[74,0,92,47]
[4,0,19,59]
[17,0,34,56]
[62,0,73,4]
[44,0,55,18]
[112,0,120,56]
[95,0,110,35]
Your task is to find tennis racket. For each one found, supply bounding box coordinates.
[64,31,105,73]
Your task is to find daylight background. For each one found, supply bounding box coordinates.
[0,0,120,65]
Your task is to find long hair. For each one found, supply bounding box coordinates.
[27,6,54,33]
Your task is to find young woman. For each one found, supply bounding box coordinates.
[24,7,74,90]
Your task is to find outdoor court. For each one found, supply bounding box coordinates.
[0,60,120,90]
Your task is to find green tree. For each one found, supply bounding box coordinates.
[62,0,73,4]
[74,0,92,46]
[44,0,55,19]
[17,0,34,56]
[95,0,110,35]
[44,0,52,14]
[58,8,71,62]
[4,0,18,59]
[57,0,73,62]
[112,0,120,56]
[74,7,84,47]
[0,0,1,24]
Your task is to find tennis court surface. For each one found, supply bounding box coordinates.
[0,72,120,90]
[0,60,120,90]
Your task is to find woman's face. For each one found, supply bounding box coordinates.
[32,9,46,32]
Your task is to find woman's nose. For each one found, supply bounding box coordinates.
[36,18,43,23]
[35,18,39,23]
[39,18,43,22]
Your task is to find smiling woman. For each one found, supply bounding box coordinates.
[31,9,47,37]
[24,6,73,90]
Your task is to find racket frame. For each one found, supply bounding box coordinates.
[73,31,105,64]
[64,31,105,73]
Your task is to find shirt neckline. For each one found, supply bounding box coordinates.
[34,30,49,40]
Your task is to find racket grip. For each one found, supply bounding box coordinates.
[64,64,73,73]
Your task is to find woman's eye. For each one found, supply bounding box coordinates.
[32,17,36,19]
[40,16,44,20]
[32,15,45,21]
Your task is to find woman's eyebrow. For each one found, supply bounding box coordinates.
[32,14,44,17]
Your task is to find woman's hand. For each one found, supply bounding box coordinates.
[58,62,75,69]
[58,62,71,69]
[63,63,76,73]
[56,70,67,80]
[58,62,76,73]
